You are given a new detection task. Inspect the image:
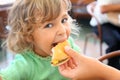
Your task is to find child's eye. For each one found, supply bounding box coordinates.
[61,18,68,23]
[45,23,53,28]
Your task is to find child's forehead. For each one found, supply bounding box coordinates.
[33,0,70,23]
[34,11,68,24]
[21,0,71,24]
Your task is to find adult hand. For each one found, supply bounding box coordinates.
[58,46,102,80]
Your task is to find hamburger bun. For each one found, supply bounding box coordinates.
[51,40,70,66]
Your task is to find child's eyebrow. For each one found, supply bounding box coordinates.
[62,13,69,18]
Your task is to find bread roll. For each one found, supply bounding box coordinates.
[51,40,70,66]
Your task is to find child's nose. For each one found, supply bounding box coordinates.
[57,24,67,36]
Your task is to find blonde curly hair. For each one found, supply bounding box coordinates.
[6,0,72,53]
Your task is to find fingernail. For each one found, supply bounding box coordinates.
[65,46,70,51]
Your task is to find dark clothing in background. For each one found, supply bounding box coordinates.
[93,23,120,70]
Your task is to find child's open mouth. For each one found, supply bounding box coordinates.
[52,43,58,47]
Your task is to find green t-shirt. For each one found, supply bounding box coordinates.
[0,37,80,80]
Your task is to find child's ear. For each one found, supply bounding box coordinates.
[26,35,33,43]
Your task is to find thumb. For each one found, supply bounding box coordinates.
[64,46,81,60]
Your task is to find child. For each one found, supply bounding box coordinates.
[0,0,80,80]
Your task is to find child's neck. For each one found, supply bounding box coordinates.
[34,49,50,57]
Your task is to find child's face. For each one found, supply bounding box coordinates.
[31,8,71,57]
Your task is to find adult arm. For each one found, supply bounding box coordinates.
[0,77,2,80]
[58,46,120,80]
[101,4,120,13]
